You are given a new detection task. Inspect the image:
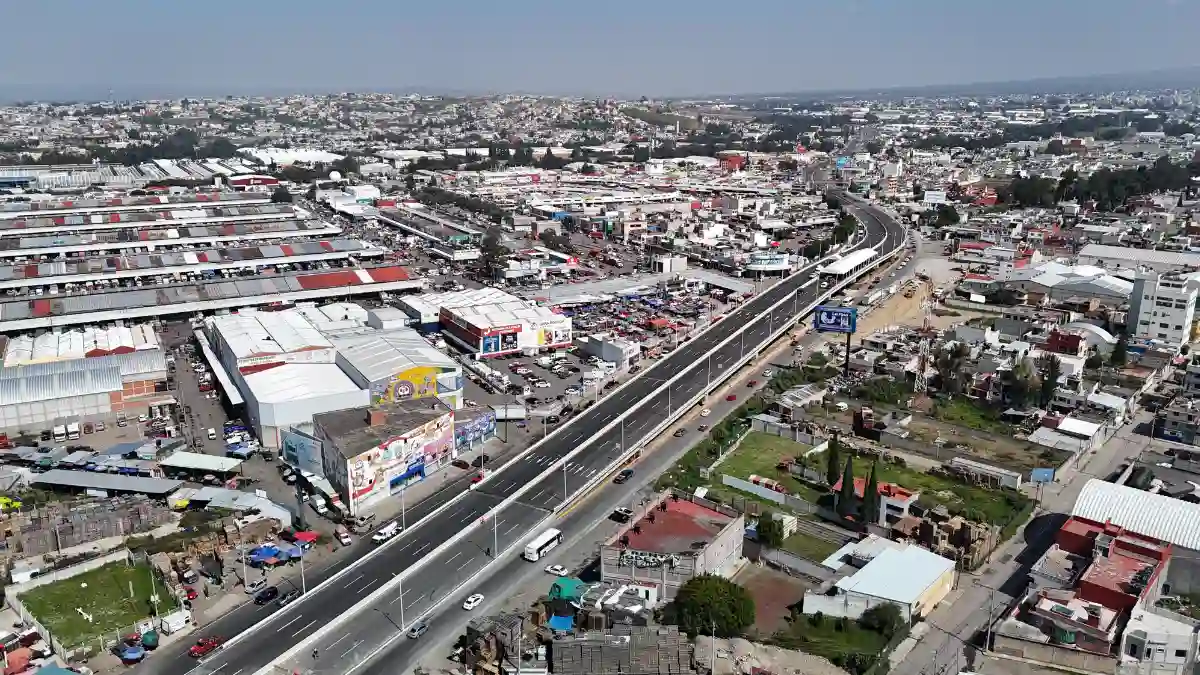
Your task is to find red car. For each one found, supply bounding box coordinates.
[188,636,224,658]
[726,394,737,402]
[184,587,198,600]
[747,380,758,387]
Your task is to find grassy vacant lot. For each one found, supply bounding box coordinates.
[716,432,825,502]
[20,561,177,647]
[812,449,1028,525]
[772,613,890,670]
[781,532,842,562]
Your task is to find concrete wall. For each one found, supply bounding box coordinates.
[722,474,818,515]
[992,634,1118,673]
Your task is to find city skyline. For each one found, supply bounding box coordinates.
[4,0,1200,102]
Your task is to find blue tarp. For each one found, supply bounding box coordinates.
[250,545,279,562]
[118,645,146,661]
[547,614,574,632]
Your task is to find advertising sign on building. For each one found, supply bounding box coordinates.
[746,253,791,272]
[923,190,948,205]
[813,306,858,334]
[281,428,325,477]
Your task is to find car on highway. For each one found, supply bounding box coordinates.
[673,428,686,437]
[611,507,634,522]
[762,370,774,377]
[188,636,224,658]
[472,454,490,468]
[406,620,429,639]
[699,409,711,417]
[254,587,279,605]
[698,424,709,432]
[545,564,569,576]
[184,586,198,601]
[462,593,485,611]
[278,589,302,607]
[613,468,634,484]
[747,380,758,387]
[726,394,737,401]
[372,520,401,543]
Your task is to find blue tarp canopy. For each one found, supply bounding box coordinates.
[118,645,146,661]
[546,614,574,632]
[250,546,279,562]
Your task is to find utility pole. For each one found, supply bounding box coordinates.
[300,551,307,594]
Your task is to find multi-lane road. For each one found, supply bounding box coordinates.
[168,198,903,675]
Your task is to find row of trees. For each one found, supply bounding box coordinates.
[1002,156,1198,210]
[936,333,1128,407]
[417,186,508,224]
[908,113,1196,151]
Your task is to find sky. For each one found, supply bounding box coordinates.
[4,0,1200,101]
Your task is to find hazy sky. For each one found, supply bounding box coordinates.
[5,0,1200,99]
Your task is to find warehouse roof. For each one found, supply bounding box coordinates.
[32,469,182,495]
[0,365,122,406]
[328,327,457,383]
[1072,478,1200,551]
[242,363,360,403]
[212,309,333,357]
[1078,244,1200,269]
[0,350,166,383]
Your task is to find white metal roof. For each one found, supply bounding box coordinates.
[243,363,360,403]
[1072,479,1200,551]
[834,544,955,605]
[0,365,122,405]
[328,328,458,382]
[822,248,878,276]
[212,309,333,358]
[159,451,243,473]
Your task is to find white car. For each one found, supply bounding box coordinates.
[462,593,485,611]
[762,370,774,378]
[544,564,568,576]
[700,409,711,418]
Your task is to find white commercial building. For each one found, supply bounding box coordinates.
[207,309,338,375]
[242,363,368,449]
[1127,272,1199,351]
[804,536,956,622]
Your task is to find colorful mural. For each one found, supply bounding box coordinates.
[454,409,497,448]
[370,365,462,404]
[347,410,454,511]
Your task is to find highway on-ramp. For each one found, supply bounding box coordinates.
[167,201,902,675]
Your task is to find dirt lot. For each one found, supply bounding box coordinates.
[733,564,810,636]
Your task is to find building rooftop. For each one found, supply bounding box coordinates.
[327,327,458,382]
[1072,478,1200,552]
[212,309,334,358]
[242,363,361,404]
[315,398,453,458]
[620,498,732,555]
[834,544,956,605]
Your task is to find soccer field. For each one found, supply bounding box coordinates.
[19,561,178,648]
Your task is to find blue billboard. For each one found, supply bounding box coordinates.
[814,306,858,334]
[835,156,851,169]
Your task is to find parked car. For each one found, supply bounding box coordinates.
[278,589,302,607]
[406,620,429,639]
[462,593,485,611]
[613,468,634,484]
[544,564,568,576]
[254,586,279,605]
[188,636,224,658]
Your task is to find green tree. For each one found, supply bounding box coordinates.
[935,343,970,395]
[756,514,785,548]
[671,575,755,638]
[633,145,651,163]
[836,456,856,518]
[859,603,904,639]
[1110,333,1128,367]
[404,175,416,192]
[269,186,293,203]
[860,462,879,525]
[825,433,842,487]
[1037,353,1062,407]
[1044,139,1067,156]
[933,203,960,227]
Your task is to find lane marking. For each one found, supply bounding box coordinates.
[291,619,318,638]
[446,551,462,565]
[355,577,381,594]
[413,541,431,556]
[327,633,352,650]
[341,639,365,659]
[457,556,475,571]
[342,573,364,588]
[276,614,303,632]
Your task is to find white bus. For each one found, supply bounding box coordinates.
[523,528,563,562]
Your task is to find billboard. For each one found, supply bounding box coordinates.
[835,156,851,169]
[281,428,325,477]
[923,190,947,205]
[746,253,791,272]
[347,410,454,512]
[814,306,858,334]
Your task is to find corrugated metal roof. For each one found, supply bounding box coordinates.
[1071,479,1200,550]
[0,365,122,405]
[32,469,182,495]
